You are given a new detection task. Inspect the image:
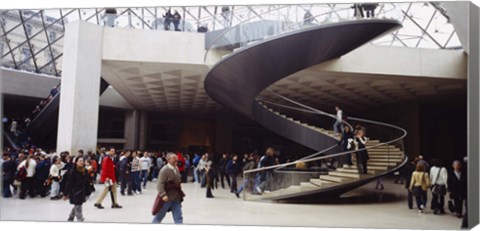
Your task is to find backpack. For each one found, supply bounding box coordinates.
[16,166,27,181]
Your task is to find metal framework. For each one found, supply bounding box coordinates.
[0,2,462,77]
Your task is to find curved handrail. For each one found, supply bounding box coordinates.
[265,89,354,130]
[203,5,354,63]
[203,5,292,59]
[203,3,401,64]
[244,94,407,175]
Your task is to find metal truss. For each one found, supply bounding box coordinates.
[0,3,462,78]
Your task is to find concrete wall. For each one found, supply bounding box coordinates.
[312,44,467,79]
[0,68,60,98]
[1,68,133,110]
[102,28,206,65]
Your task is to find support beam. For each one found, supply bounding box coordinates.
[56,21,103,155]
[467,3,480,229]
[138,111,148,150]
[124,110,139,150]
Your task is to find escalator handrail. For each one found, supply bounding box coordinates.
[29,84,61,126]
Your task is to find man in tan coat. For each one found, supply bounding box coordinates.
[152,153,184,224]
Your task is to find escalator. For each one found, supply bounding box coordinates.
[26,78,110,148]
[204,19,406,201]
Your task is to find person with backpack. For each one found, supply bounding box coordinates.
[429,158,448,215]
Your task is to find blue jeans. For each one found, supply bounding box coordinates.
[333,120,343,134]
[3,180,12,198]
[131,171,141,192]
[193,168,199,183]
[141,170,149,187]
[152,201,183,224]
[237,178,253,194]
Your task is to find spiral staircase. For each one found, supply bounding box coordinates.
[204,18,408,201]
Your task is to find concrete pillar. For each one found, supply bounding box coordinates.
[124,110,139,150]
[56,21,103,154]
[0,68,3,153]
[138,111,148,150]
[468,2,480,228]
[215,113,233,153]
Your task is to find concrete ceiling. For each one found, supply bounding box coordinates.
[101,60,220,112]
[260,67,467,112]
[100,60,466,114]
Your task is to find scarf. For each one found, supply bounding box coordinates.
[76,166,86,174]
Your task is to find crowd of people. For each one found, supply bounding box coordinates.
[0,143,469,225]
[401,155,468,221]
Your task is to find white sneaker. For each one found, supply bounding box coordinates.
[135,191,141,195]
[420,205,425,210]
[256,186,262,194]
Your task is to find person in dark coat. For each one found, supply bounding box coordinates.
[34,154,51,197]
[2,153,16,198]
[64,157,91,222]
[339,126,354,166]
[447,160,467,218]
[217,153,231,189]
[205,155,216,198]
[354,130,369,174]
[226,154,242,193]
[403,156,416,209]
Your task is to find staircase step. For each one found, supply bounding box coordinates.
[368,158,403,162]
[368,162,398,166]
[344,164,389,171]
[367,151,403,154]
[329,171,361,179]
[336,168,376,174]
[300,182,321,190]
[320,175,345,183]
[368,152,403,159]
[368,148,401,152]
[309,178,323,186]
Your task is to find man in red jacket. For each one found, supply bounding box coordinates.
[177,152,187,183]
[94,148,122,209]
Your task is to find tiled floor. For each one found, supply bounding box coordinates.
[0,176,464,229]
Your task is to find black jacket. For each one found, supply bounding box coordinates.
[447,170,467,198]
[64,167,91,205]
[218,157,228,173]
[226,160,241,176]
[339,131,354,151]
[35,159,51,180]
[403,161,416,189]
[2,160,16,181]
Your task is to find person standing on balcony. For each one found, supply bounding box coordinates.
[104,8,117,27]
[163,10,173,30]
[221,6,231,28]
[351,4,365,18]
[363,3,379,18]
[303,10,314,25]
[172,10,182,31]
[333,106,344,135]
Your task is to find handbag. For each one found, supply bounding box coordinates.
[152,193,165,215]
[432,168,447,195]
